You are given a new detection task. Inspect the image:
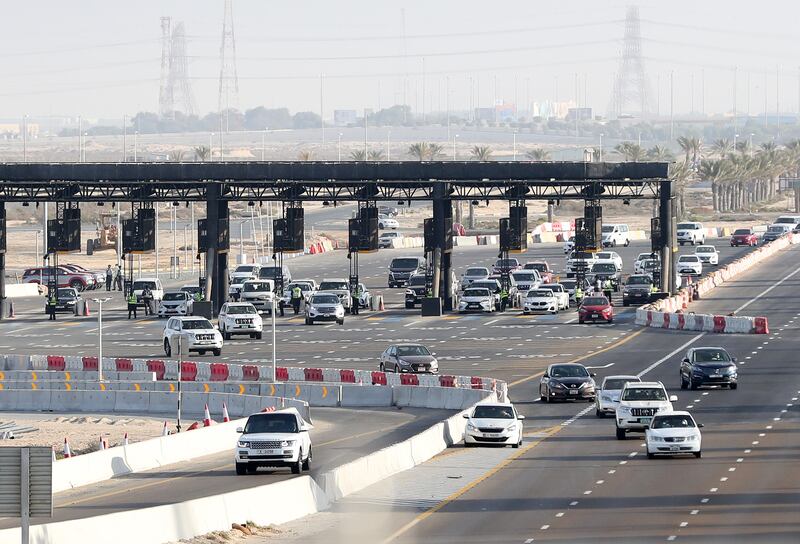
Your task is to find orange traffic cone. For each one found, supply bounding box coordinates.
[161,421,169,436]
[203,404,213,427]
[99,436,106,450]
[83,300,91,317]
[63,438,72,458]
[222,403,230,423]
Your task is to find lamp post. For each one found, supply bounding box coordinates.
[91,297,112,382]
[261,127,268,161]
[386,130,391,161]
[271,293,277,383]
[337,132,343,161]
[599,133,604,162]
[452,134,459,160]
[749,133,755,156]
[513,131,518,161]
[175,336,183,433]
[733,133,739,150]
[134,131,138,161]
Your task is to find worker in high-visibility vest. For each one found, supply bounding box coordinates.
[291,285,303,315]
[127,292,138,319]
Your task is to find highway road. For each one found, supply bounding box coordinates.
[2,238,756,388]
[0,406,452,528]
[220,240,800,544]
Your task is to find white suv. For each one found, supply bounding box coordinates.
[163,316,223,357]
[218,302,263,340]
[601,224,630,247]
[228,264,261,300]
[615,381,677,439]
[235,408,312,475]
[677,222,706,246]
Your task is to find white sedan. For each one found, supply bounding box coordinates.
[378,214,399,229]
[522,289,559,314]
[677,254,703,276]
[463,402,524,448]
[694,245,719,266]
[646,411,703,459]
[457,287,495,313]
[595,375,641,417]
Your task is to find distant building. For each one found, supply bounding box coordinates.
[333,109,357,126]
[566,108,593,122]
[0,122,40,138]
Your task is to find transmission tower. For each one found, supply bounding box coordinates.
[218,0,240,116]
[608,6,653,119]
[168,23,197,116]
[159,17,173,116]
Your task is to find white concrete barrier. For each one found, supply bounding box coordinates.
[5,283,41,298]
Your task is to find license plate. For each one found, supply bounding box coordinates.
[255,449,277,455]
[670,446,680,451]
[592,313,599,318]
[569,390,579,395]
[639,417,652,425]
[485,433,501,438]
[323,313,331,317]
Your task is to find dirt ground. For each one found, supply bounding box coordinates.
[0,413,171,457]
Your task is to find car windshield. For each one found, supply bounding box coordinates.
[603,378,639,390]
[235,265,257,274]
[651,415,696,429]
[643,260,659,269]
[692,348,732,363]
[550,365,589,378]
[244,413,298,434]
[626,276,651,285]
[391,258,421,269]
[407,276,427,287]
[182,319,213,330]
[592,263,616,272]
[677,223,697,230]
[601,226,614,233]
[311,294,339,305]
[319,281,348,291]
[583,297,608,306]
[571,251,593,260]
[525,263,547,272]
[162,292,186,301]
[529,290,553,298]
[496,259,518,267]
[472,282,499,292]
[472,406,514,419]
[621,387,667,401]
[133,281,157,290]
[463,288,490,297]
[696,247,714,253]
[512,273,537,282]
[733,229,751,235]
[767,226,785,233]
[396,345,431,356]
[226,305,256,314]
[541,284,563,292]
[382,232,399,238]
[561,280,577,289]
[287,283,312,293]
[57,289,75,297]
[465,268,488,276]
[258,267,283,278]
[679,256,699,263]
[244,282,271,292]
[597,253,612,259]
[774,217,796,224]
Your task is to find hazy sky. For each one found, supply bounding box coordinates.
[3,0,800,120]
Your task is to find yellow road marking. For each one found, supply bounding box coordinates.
[65,382,72,391]
[31,371,37,381]
[239,384,245,395]
[134,383,141,392]
[0,383,4,391]
[322,386,328,399]
[0,371,4,381]
[65,371,71,381]
[366,317,384,321]
[203,383,210,393]
[294,384,301,397]
[380,425,562,544]
[442,315,460,320]
[168,383,175,393]
[100,383,106,392]
[507,328,644,388]
[31,383,37,390]
[269,384,276,396]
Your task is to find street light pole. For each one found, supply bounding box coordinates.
[271,296,277,383]
[22,115,28,163]
[337,132,342,161]
[599,133,604,162]
[387,130,391,161]
[134,131,138,161]
[513,131,517,161]
[176,336,183,433]
[91,297,111,382]
[453,134,459,160]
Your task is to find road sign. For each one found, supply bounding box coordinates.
[0,447,52,543]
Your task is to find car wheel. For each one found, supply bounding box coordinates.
[69,279,83,290]
[213,349,221,356]
[694,451,702,458]
[164,339,172,357]
[223,331,231,341]
[379,362,385,372]
[291,455,302,474]
[512,440,520,449]
[305,318,313,325]
[690,380,699,390]
[607,318,613,324]
[616,426,626,440]
[302,448,311,471]
[624,239,630,247]
[405,302,414,309]
[235,462,249,475]
[680,374,688,390]
[256,332,263,340]
[246,464,258,474]
[730,383,738,390]
[647,452,655,459]
[464,441,475,448]
[578,319,584,324]
[337,318,344,326]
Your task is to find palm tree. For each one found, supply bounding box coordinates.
[349,149,366,161]
[407,142,443,161]
[614,142,646,161]
[170,150,186,162]
[525,148,550,161]
[676,136,702,165]
[711,138,732,159]
[698,158,735,212]
[367,149,384,161]
[297,150,313,161]
[647,145,674,162]
[193,146,210,162]
[670,161,693,218]
[427,143,444,160]
[470,145,493,161]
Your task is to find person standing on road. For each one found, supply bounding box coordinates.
[114,265,123,291]
[105,265,113,291]
[351,284,361,316]
[603,279,613,304]
[500,288,509,312]
[127,292,138,319]
[47,295,57,320]
[142,286,153,316]
[575,285,584,306]
[291,285,302,315]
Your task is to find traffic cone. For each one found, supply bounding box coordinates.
[162,421,169,436]
[222,403,230,423]
[83,300,91,317]
[99,436,106,450]
[203,404,213,427]
[63,438,72,458]
[123,432,129,447]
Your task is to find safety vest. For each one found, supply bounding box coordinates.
[501,290,508,298]
[603,280,612,289]
[575,287,583,298]
[48,298,57,306]
[194,292,203,301]
[292,287,302,299]
[127,294,137,304]
[651,285,658,293]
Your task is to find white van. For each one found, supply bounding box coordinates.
[773,215,800,229]
[601,224,630,247]
[132,278,164,302]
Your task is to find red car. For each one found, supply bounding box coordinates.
[523,261,553,283]
[22,266,95,291]
[578,295,614,324]
[730,228,758,246]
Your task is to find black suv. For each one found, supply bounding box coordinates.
[680,347,738,390]
[404,275,428,308]
[622,274,653,306]
[588,262,620,289]
[389,257,426,288]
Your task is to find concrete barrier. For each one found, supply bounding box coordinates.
[5,283,41,298]
[339,384,393,407]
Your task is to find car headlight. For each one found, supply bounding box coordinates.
[550,381,566,389]
[617,405,630,414]
[602,395,613,402]
[397,359,411,367]
[686,434,698,441]
[466,422,477,431]
[581,383,595,391]
[281,440,296,447]
[505,423,517,432]
[458,302,467,308]
[649,436,664,442]
[237,440,250,448]
[405,289,414,295]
